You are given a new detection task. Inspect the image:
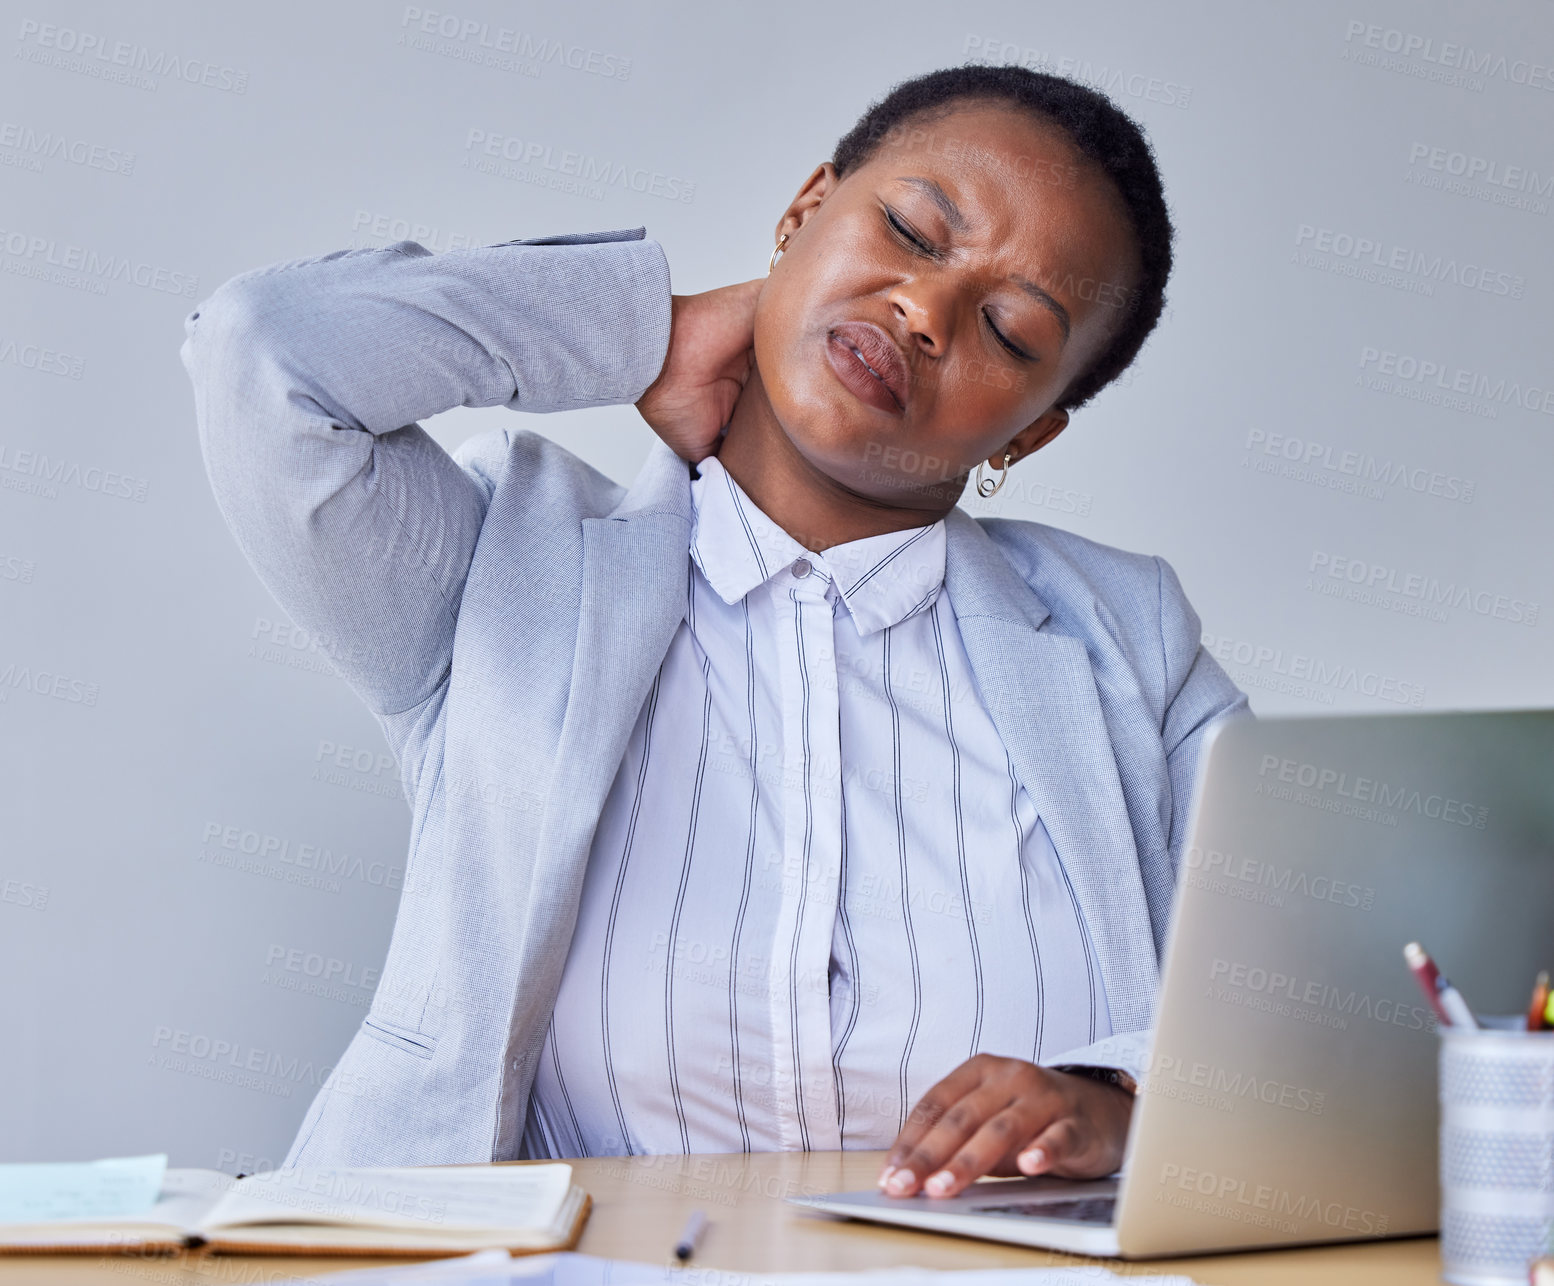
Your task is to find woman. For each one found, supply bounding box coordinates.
[182,64,1247,1200]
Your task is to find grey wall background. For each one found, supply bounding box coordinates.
[2,0,1550,1170]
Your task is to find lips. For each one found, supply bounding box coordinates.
[825,321,910,414]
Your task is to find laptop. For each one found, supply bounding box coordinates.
[790,709,1554,1257]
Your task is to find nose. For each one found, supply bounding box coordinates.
[887,276,957,360]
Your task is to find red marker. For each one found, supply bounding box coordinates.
[1404,942,1479,1029]
[1529,972,1551,1032]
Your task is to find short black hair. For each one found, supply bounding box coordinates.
[832,64,1173,411]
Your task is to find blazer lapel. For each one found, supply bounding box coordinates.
[494,441,693,1157]
[943,509,1160,1033]
[541,439,694,863]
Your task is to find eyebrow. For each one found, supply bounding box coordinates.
[898,175,968,233]
[1011,276,1071,344]
[895,176,1072,345]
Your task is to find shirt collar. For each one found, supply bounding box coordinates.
[690,455,946,636]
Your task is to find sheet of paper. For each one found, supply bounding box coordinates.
[0,1169,237,1246]
[263,1250,1202,1286]
[0,1154,168,1223]
[205,1164,573,1234]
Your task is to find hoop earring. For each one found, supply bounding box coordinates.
[767,233,789,275]
[975,450,1015,499]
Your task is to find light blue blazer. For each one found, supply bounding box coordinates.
[180,227,1249,1168]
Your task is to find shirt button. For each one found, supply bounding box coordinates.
[791,558,812,579]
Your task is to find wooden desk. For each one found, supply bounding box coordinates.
[0,1151,1444,1284]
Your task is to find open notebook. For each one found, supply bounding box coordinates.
[0,1163,590,1256]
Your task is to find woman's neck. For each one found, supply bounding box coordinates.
[715,368,959,553]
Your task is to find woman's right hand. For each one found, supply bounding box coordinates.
[636,279,762,463]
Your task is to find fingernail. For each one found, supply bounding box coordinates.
[924,1170,955,1197]
[884,1168,915,1196]
[876,1165,896,1189]
[1017,1147,1045,1173]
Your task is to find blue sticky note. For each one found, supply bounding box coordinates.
[0,1154,168,1222]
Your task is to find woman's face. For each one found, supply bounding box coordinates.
[753,101,1142,510]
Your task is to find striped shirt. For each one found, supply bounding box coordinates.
[525,455,1110,1157]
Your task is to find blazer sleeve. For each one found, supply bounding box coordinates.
[1039,556,1250,1084]
[1154,553,1252,882]
[180,229,671,726]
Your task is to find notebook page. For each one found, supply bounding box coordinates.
[130,1168,236,1231]
[201,1164,572,1235]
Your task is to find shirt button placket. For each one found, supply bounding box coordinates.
[770,565,843,1149]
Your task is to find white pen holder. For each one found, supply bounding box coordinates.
[1438,1017,1554,1285]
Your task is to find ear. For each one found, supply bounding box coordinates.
[775,162,839,245]
[993,406,1069,468]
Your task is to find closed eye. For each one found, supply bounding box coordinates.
[884,206,935,256]
[985,311,1032,362]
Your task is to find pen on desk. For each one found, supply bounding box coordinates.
[673,1209,707,1262]
[1528,971,1550,1031]
[1403,941,1479,1029]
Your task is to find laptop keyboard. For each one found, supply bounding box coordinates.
[969,1196,1118,1225]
